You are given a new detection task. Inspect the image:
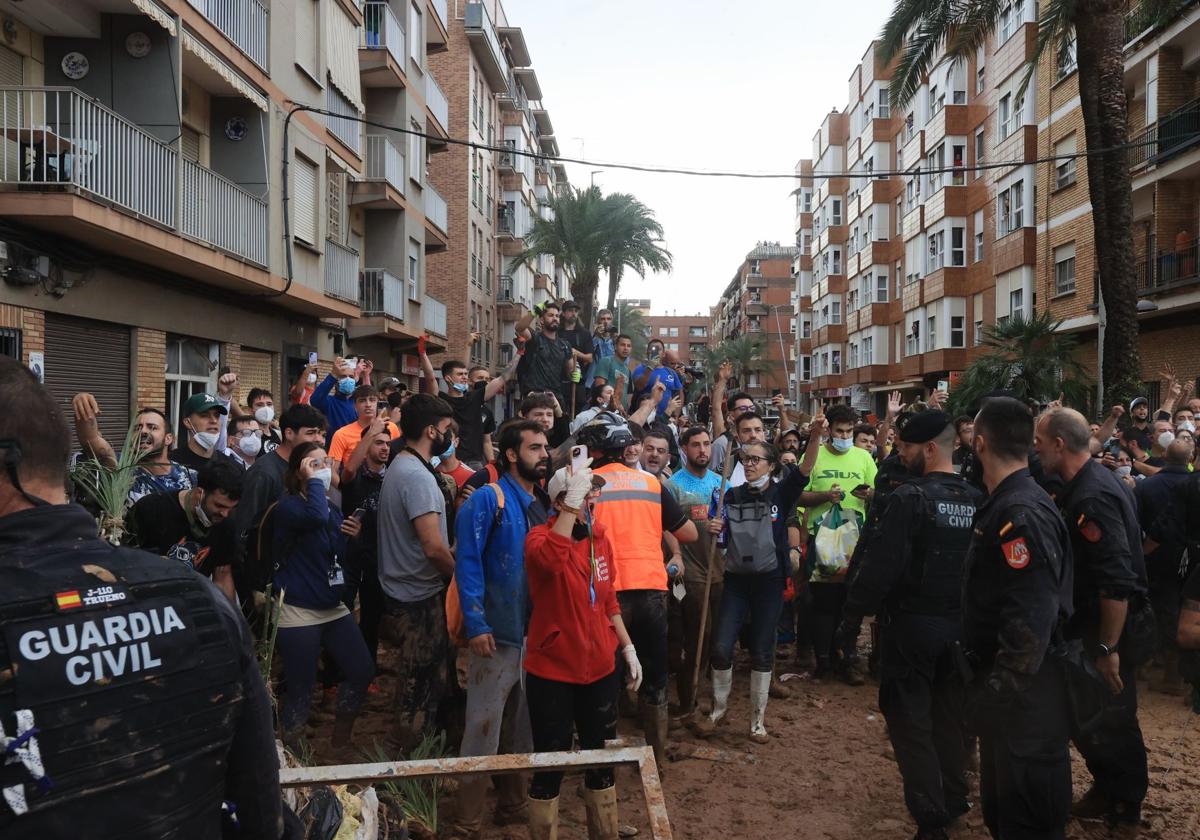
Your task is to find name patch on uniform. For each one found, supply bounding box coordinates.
[54,583,129,612]
[4,597,198,706]
[1002,537,1030,570]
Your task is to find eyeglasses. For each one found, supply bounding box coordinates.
[237,430,262,439]
[739,455,767,467]
[308,456,334,468]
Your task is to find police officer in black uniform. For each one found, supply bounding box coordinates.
[839,411,982,840]
[1034,407,1151,829]
[962,397,1074,840]
[0,356,285,839]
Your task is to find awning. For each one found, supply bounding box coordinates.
[868,380,922,393]
[132,0,177,37]
[183,32,268,112]
[325,1,365,112]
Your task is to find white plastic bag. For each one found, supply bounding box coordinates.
[812,504,860,581]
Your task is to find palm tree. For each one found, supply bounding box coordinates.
[945,311,1092,416]
[601,192,673,314]
[879,0,1182,406]
[701,336,768,389]
[613,299,651,346]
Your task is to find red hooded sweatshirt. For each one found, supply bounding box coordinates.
[524,517,621,685]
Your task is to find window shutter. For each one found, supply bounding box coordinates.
[181,126,201,163]
[293,156,319,245]
[327,168,347,245]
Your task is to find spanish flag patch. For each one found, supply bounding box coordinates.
[54,590,82,611]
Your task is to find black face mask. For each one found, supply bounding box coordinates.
[431,430,454,457]
[572,520,590,541]
[474,380,487,391]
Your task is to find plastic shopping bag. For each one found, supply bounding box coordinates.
[811,504,860,582]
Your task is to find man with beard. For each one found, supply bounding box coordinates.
[640,429,673,478]
[838,412,981,839]
[72,396,197,503]
[515,302,575,408]
[667,426,725,718]
[558,300,594,413]
[445,420,551,838]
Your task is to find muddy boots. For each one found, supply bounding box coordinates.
[638,698,670,771]
[693,666,732,738]
[527,796,559,840]
[749,670,771,744]
[583,785,619,840]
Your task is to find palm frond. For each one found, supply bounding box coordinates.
[1015,0,1077,102]
[884,0,958,109]
[69,421,150,543]
[945,0,1006,58]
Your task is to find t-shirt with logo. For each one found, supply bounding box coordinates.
[125,491,238,578]
[802,445,879,533]
[129,463,197,505]
[667,468,725,587]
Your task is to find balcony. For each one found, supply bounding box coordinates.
[353,135,406,208]
[326,87,362,156]
[325,239,361,303]
[426,0,449,49]
[181,159,267,266]
[423,294,448,337]
[496,204,516,237]
[498,140,517,173]
[360,268,407,321]
[1129,97,1200,171]
[360,2,407,87]
[424,184,448,233]
[1133,243,1200,295]
[425,71,450,139]
[187,0,269,71]
[464,2,509,88]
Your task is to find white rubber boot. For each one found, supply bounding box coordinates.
[708,667,733,724]
[749,670,771,744]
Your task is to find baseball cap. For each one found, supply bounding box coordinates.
[561,300,580,311]
[1129,396,1148,410]
[379,377,401,390]
[182,393,227,418]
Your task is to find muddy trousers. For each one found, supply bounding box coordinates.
[977,661,1072,840]
[526,671,619,798]
[448,647,533,835]
[380,593,449,754]
[1070,656,1148,816]
[877,615,968,832]
[618,590,669,705]
[276,614,375,732]
[673,581,723,713]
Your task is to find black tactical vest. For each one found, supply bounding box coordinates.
[0,513,247,838]
[894,474,981,616]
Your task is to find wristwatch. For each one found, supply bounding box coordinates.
[1097,642,1118,656]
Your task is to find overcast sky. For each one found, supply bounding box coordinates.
[504,0,896,316]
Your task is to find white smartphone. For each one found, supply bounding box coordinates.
[937,379,949,393]
[345,356,358,368]
[570,444,588,473]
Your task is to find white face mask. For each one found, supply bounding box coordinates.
[307,373,318,385]
[748,473,771,490]
[237,434,261,457]
[254,406,275,424]
[1179,421,1197,433]
[1158,431,1176,449]
[312,467,333,490]
[1115,465,1133,478]
[193,494,212,528]
[191,428,219,451]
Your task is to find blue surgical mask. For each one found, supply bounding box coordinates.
[451,382,469,393]
[338,377,356,396]
[831,437,854,453]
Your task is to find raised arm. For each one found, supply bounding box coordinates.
[712,360,732,437]
[1094,404,1124,442]
[417,336,438,395]
[485,352,520,400]
[72,393,117,469]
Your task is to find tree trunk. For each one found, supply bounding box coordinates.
[571,268,600,328]
[1075,3,1143,407]
[606,262,623,314]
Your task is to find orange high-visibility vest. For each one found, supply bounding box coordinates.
[591,463,666,592]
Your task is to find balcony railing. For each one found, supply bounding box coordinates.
[361,1,405,67]
[326,87,362,155]
[0,87,178,226]
[364,134,405,194]
[325,239,360,303]
[429,0,448,31]
[485,265,494,292]
[497,204,515,235]
[181,159,267,265]
[1133,242,1200,294]
[360,268,406,321]
[499,274,514,301]
[498,139,516,170]
[423,294,448,336]
[424,184,448,233]
[187,0,269,70]
[426,72,449,131]
[1129,97,1200,170]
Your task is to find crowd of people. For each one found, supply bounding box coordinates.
[2,299,1200,840]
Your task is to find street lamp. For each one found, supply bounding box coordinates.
[590,169,603,187]
[1096,293,1159,411]
[768,304,797,408]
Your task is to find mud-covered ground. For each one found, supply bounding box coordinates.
[303,644,1200,839]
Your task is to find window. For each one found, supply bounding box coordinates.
[999,0,1024,41]
[669,327,679,337]
[876,274,889,302]
[1010,288,1025,321]
[832,198,843,225]
[408,119,422,183]
[974,209,985,262]
[326,168,347,245]
[862,336,874,365]
[666,343,679,351]
[0,327,20,361]
[831,248,842,275]
[928,230,945,272]
[801,355,812,380]
[951,143,966,185]
[906,167,921,211]
[1054,243,1077,295]
[1057,32,1077,80]
[295,0,319,79]
[292,154,319,245]
[831,350,841,374]
[951,226,966,266]
[930,84,943,116]
[166,335,218,440]
[750,259,761,274]
[408,238,421,299]
[926,316,937,351]
[848,288,859,311]
[1055,135,1077,189]
[976,61,985,94]
[801,315,812,338]
[803,191,812,212]
[897,198,904,235]
[659,326,669,336]
[999,93,1023,139]
[878,86,890,118]
[951,315,965,348]
[849,342,859,369]
[926,143,945,193]
[690,342,706,355]
[689,325,707,337]
[997,180,1024,236]
[831,300,842,324]
[906,323,919,356]
[409,2,423,66]
[904,112,915,142]
[974,129,985,180]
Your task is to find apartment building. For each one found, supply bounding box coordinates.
[792,158,815,411]
[1039,3,1200,403]
[795,23,1028,417]
[712,242,798,401]
[645,313,712,365]
[0,0,451,443]
[426,0,568,373]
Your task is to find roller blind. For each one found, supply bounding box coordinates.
[325,0,365,112]
[293,155,319,245]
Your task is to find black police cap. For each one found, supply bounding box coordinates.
[899,410,952,444]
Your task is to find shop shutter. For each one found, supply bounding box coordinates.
[240,348,275,401]
[44,314,131,448]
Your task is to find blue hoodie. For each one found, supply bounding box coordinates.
[272,478,348,610]
[309,373,358,445]
[454,473,545,647]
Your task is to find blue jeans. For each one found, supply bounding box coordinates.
[710,572,785,672]
[277,613,375,731]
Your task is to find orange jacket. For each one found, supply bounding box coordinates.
[591,463,667,592]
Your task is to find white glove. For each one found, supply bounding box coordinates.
[622,644,643,692]
[563,463,594,509]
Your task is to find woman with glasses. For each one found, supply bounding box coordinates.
[702,434,819,743]
[272,441,375,755]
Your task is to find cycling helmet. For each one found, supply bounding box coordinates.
[575,410,635,452]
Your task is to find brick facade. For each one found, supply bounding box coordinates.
[133,328,167,410]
